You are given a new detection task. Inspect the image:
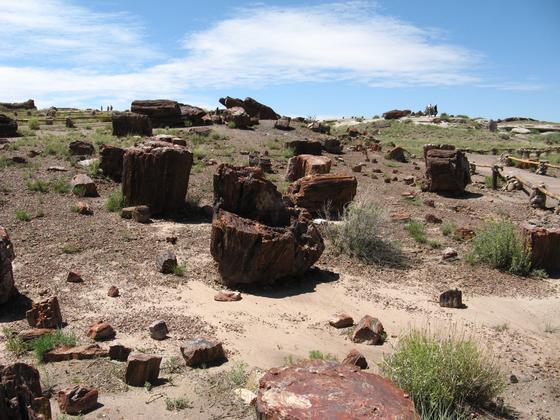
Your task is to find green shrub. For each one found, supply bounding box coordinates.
[484,175,503,189]
[382,328,505,418]
[28,117,40,130]
[172,264,186,277]
[30,329,77,362]
[62,243,81,254]
[308,350,336,361]
[51,178,70,194]
[27,179,49,193]
[105,190,124,212]
[405,220,427,243]
[85,160,100,177]
[15,209,31,222]
[467,220,532,276]
[227,121,237,129]
[165,397,191,411]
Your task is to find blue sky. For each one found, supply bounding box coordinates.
[0,0,558,120]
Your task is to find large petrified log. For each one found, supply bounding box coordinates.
[256,360,418,419]
[0,226,16,304]
[213,164,290,227]
[285,139,322,156]
[122,141,193,215]
[210,209,324,286]
[285,155,332,182]
[424,147,471,193]
[0,363,52,420]
[0,99,36,110]
[131,99,183,128]
[99,145,125,182]
[179,104,208,126]
[221,107,252,128]
[0,113,18,137]
[287,174,357,215]
[522,223,560,273]
[219,96,279,120]
[111,111,152,137]
[382,109,411,120]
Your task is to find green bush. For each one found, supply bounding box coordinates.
[105,190,124,212]
[405,220,427,243]
[165,397,191,411]
[15,209,31,222]
[31,329,77,362]
[28,117,40,130]
[467,220,532,276]
[226,121,237,129]
[27,179,49,193]
[382,328,505,418]
[51,178,70,194]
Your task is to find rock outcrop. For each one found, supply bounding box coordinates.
[219,97,279,120]
[382,109,412,120]
[57,385,98,415]
[122,141,193,215]
[285,139,322,156]
[0,99,36,110]
[287,174,357,215]
[0,227,16,305]
[0,113,18,137]
[256,360,418,419]
[111,111,152,137]
[179,104,208,126]
[131,99,183,127]
[285,155,332,182]
[424,146,471,194]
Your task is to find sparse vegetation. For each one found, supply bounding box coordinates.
[441,221,457,237]
[5,328,77,362]
[172,264,186,277]
[15,209,31,221]
[405,220,427,243]
[165,397,191,411]
[492,323,509,332]
[51,178,70,193]
[308,350,337,361]
[27,178,49,193]
[28,117,40,130]
[105,190,125,212]
[62,243,81,254]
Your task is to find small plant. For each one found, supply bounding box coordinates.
[404,196,422,206]
[144,381,153,392]
[308,350,337,361]
[162,356,184,374]
[15,209,31,222]
[492,323,509,332]
[51,178,70,194]
[467,220,532,276]
[405,220,427,243]
[165,397,191,411]
[27,179,49,193]
[4,328,28,356]
[226,361,249,388]
[484,175,503,189]
[544,322,559,334]
[105,190,124,213]
[72,185,87,197]
[440,221,456,237]
[28,117,40,130]
[30,329,77,362]
[227,121,237,129]
[382,328,505,418]
[62,243,81,254]
[172,264,186,277]
[85,160,100,177]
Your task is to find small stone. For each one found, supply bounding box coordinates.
[47,166,68,172]
[352,164,362,173]
[109,344,132,362]
[442,247,458,260]
[120,207,135,219]
[156,250,177,274]
[57,385,99,415]
[403,176,414,185]
[342,349,368,369]
[149,320,168,340]
[424,214,442,224]
[125,354,162,386]
[214,290,242,302]
[107,286,119,297]
[87,321,116,341]
[165,236,178,244]
[12,156,27,164]
[66,271,83,283]
[351,315,385,345]
[71,174,98,197]
[233,388,257,405]
[180,338,226,367]
[439,289,463,308]
[132,205,150,223]
[18,328,53,342]
[76,201,93,215]
[328,313,354,329]
[510,374,519,384]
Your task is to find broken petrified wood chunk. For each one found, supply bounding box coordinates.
[351,315,385,345]
[156,250,177,274]
[285,154,332,182]
[521,223,560,273]
[328,313,354,329]
[112,111,152,137]
[87,321,116,341]
[44,344,109,362]
[214,290,242,302]
[18,328,53,342]
[285,139,323,156]
[439,289,463,308]
[109,344,132,362]
[342,349,369,370]
[125,354,162,386]
[57,385,99,415]
[180,338,226,367]
[131,99,183,128]
[71,174,98,197]
[424,146,471,194]
[256,360,418,419]
[26,296,63,328]
[149,320,168,341]
[99,144,125,181]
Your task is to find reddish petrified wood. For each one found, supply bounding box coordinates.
[285,154,332,182]
[256,360,418,419]
[424,146,471,193]
[287,174,357,215]
[26,296,63,329]
[522,223,560,273]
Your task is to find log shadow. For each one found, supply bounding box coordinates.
[434,191,483,200]
[0,292,33,323]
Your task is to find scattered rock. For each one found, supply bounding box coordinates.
[0,226,16,305]
[17,328,53,342]
[222,106,252,128]
[342,349,368,369]
[11,156,27,164]
[112,111,152,137]
[214,290,242,302]
[47,165,68,172]
[274,117,291,130]
[44,344,109,362]
[403,175,415,185]
[321,138,342,154]
[87,321,116,341]
[71,174,98,197]
[287,174,357,215]
[26,296,63,328]
[386,146,408,163]
[66,271,83,283]
[285,139,322,156]
[156,250,178,274]
[442,247,458,260]
[423,199,435,208]
[424,214,442,224]
[285,154,332,182]
[382,109,411,120]
[439,289,463,308]
[352,164,362,173]
[511,127,531,134]
[76,201,93,215]
[125,354,162,386]
[109,344,132,362]
[149,320,169,341]
[69,140,94,156]
[219,96,279,120]
[455,226,475,240]
[307,121,331,134]
[256,360,418,419]
[328,313,354,329]
[352,315,385,345]
[180,104,208,126]
[180,338,226,367]
[57,385,99,415]
[522,223,560,272]
[107,286,120,297]
[65,117,75,128]
[132,205,151,223]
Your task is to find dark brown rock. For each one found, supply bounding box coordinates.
[328,313,354,329]
[109,344,132,362]
[0,226,16,304]
[424,214,442,224]
[274,117,291,130]
[75,201,93,215]
[352,315,385,345]
[248,154,273,173]
[321,138,342,154]
[71,174,98,197]
[439,289,463,308]
[99,145,125,181]
[180,338,226,367]
[87,321,116,341]
[112,111,152,137]
[179,104,208,126]
[131,99,183,127]
[213,164,289,226]
[17,328,53,342]
[67,271,83,283]
[132,205,151,223]
[382,109,412,120]
[107,286,120,297]
[386,146,408,162]
[122,142,193,214]
[12,156,27,164]
[285,139,322,156]
[307,121,331,134]
[0,99,36,110]
[222,106,252,128]
[522,223,560,273]
[256,360,418,419]
[342,349,368,369]
[211,209,324,286]
[44,344,108,362]
[26,296,63,328]
[125,354,162,386]
[65,117,75,128]
[156,250,177,274]
[69,140,94,156]
[57,385,99,415]
[219,96,279,120]
[287,174,357,215]
[0,113,18,137]
[214,290,242,302]
[149,320,168,340]
[424,146,471,193]
[285,155,332,182]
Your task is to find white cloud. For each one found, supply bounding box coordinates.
[0,0,533,108]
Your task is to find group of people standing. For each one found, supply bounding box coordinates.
[425,104,438,116]
[101,105,114,111]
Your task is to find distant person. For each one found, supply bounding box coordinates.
[434,104,438,116]
[100,105,103,111]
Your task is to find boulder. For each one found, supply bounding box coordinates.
[179,104,208,126]
[122,142,193,214]
[149,320,168,340]
[213,164,290,226]
[44,344,108,362]
[522,223,560,273]
[211,209,324,285]
[351,315,385,345]
[274,117,291,130]
[0,363,52,420]
[285,155,332,182]
[256,360,418,419]
[222,106,252,128]
[488,120,498,132]
[69,140,94,156]
[180,338,226,367]
[132,205,151,223]
[65,117,75,128]
[112,111,152,137]
[214,290,242,302]
[156,250,177,274]
[57,385,99,415]
[424,147,471,194]
[0,113,18,137]
[342,349,368,369]
[71,174,98,197]
[287,174,357,215]
[131,99,183,127]
[442,247,458,260]
[321,138,342,154]
[0,226,16,304]
[511,127,531,134]
[87,321,116,341]
[219,96,279,120]
[286,139,322,156]
[109,344,132,362]
[386,146,408,163]
[0,99,36,110]
[439,289,463,308]
[382,109,411,120]
[328,313,354,329]
[99,145,125,181]
[26,296,63,328]
[307,121,331,134]
[125,354,162,386]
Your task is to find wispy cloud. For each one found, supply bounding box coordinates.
[0,0,534,108]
